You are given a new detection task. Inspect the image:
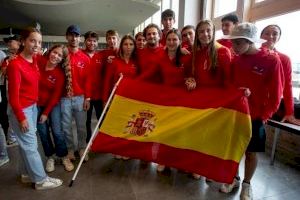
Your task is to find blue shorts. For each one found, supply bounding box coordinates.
[246,120,266,152]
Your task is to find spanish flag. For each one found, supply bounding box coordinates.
[91,79,251,183]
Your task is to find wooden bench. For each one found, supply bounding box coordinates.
[267,119,300,165]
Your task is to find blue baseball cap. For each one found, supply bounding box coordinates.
[66,24,81,35]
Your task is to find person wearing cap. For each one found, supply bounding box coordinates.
[220,22,283,200]
[1,35,20,146]
[260,25,300,125]
[160,9,176,47]
[61,25,91,163]
[82,31,104,143]
[217,13,239,50]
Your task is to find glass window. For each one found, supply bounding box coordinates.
[255,10,300,100]
[171,0,179,28]
[162,0,170,11]
[254,0,266,3]
[215,30,223,40]
[152,1,162,27]
[145,17,152,27]
[214,0,237,17]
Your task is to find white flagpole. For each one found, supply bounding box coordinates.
[69,74,124,187]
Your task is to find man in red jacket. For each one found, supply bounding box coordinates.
[137,23,165,83]
[83,31,104,143]
[217,13,239,50]
[61,25,91,163]
[160,9,176,47]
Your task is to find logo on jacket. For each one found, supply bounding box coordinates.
[77,61,85,69]
[95,59,102,64]
[252,66,264,75]
[124,109,156,136]
[47,75,56,84]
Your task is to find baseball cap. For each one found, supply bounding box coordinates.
[222,22,266,43]
[66,24,81,35]
[3,35,19,43]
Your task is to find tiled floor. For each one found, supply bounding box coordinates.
[1,144,300,200]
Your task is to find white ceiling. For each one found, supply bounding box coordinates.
[0,0,160,36]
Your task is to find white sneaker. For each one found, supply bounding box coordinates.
[35,177,63,190]
[7,139,18,147]
[220,177,240,193]
[21,174,31,183]
[62,158,74,172]
[240,182,253,200]
[0,157,9,167]
[156,164,165,172]
[192,173,201,179]
[206,178,213,182]
[45,158,55,172]
[122,156,129,160]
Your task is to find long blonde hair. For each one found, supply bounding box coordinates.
[192,20,218,75]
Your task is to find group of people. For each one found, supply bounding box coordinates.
[0,8,297,200]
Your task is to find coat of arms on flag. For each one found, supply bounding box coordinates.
[124,109,156,136]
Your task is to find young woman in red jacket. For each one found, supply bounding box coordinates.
[7,27,62,190]
[103,34,138,103]
[156,29,193,172]
[185,20,232,179]
[37,44,74,172]
[260,24,300,125]
[103,34,138,160]
[190,20,232,89]
[159,29,192,88]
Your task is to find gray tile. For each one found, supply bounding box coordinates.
[1,143,300,200]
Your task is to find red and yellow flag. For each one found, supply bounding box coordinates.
[91,79,251,183]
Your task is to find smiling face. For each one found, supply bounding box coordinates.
[23,31,42,55]
[8,40,20,55]
[261,25,281,49]
[48,47,63,65]
[66,33,80,48]
[146,27,160,47]
[85,37,98,52]
[197,23,214,46]
[135,35,146,49]
[106,35,119,50]
[221,20,236,36]
[166,32,180,52]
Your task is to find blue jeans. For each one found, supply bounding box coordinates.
[0,125,8,160]
[37,103,68,158]
[61,95,87,151]
[8,104,47,182]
